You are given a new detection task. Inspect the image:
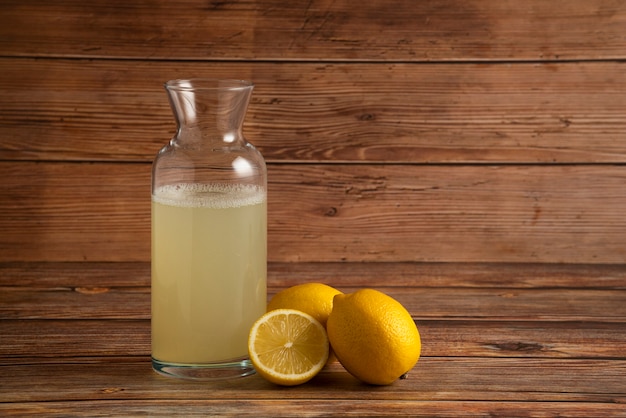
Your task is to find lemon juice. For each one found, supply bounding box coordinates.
[151,183,266,372]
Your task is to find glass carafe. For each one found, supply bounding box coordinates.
[151,79,267,379]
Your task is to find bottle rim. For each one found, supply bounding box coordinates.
[164,78,254,91]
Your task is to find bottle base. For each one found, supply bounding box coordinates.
[152,357,256,380]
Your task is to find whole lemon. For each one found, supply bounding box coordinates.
[327,288,421,385]
[267,283,343,327]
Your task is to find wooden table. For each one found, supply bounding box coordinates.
[2,262,625,416]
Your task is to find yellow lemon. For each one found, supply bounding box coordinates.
[248,309,329,386]
[268,283,343,365]
[327,289,421,385]
[267,283,343,327]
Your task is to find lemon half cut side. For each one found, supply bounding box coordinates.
[248,309,329,386]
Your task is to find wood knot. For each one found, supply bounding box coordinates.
[75,287,110,295]
[100,387,125,394]
[324,207,338,216]
[489,342,545,353]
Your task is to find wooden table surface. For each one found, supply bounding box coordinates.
[2,262,625,416]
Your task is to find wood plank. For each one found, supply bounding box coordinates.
[0,286,150,320]
[2,261,625,289]
[1,357,624,403]
[0,320,149,359]
[2,399,624,417]
[1,162,625,263]
[1,0,625,61]
[2,58,626,163]
[0,162,151,262]
[3,318,626,359]
[267,261,626,289]
[0,262,152,288]
[2,286,625,321]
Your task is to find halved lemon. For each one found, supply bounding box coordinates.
[248,309,329,386]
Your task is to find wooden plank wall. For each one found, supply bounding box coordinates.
[1,0,625,266]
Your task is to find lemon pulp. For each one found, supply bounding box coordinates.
[248,309,329,386]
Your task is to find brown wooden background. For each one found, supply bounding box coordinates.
[1,0,625,266]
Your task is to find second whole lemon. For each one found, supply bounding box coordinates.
[267,283,343,327]
[327,288,421,385]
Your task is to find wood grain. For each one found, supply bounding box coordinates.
[3,285,626,322]
[3,318,626,359]
[1,0,625,61]
[2,261,625,415]
[1,162,625,263]
[2,400,625,417]
[3,261,625,289]
[2,58,626,163]
[1,357,625,403]
[267,261,626,289]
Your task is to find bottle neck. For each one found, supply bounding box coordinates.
[165,79,253,146]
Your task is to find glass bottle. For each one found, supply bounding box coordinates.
[151,79,267,379]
